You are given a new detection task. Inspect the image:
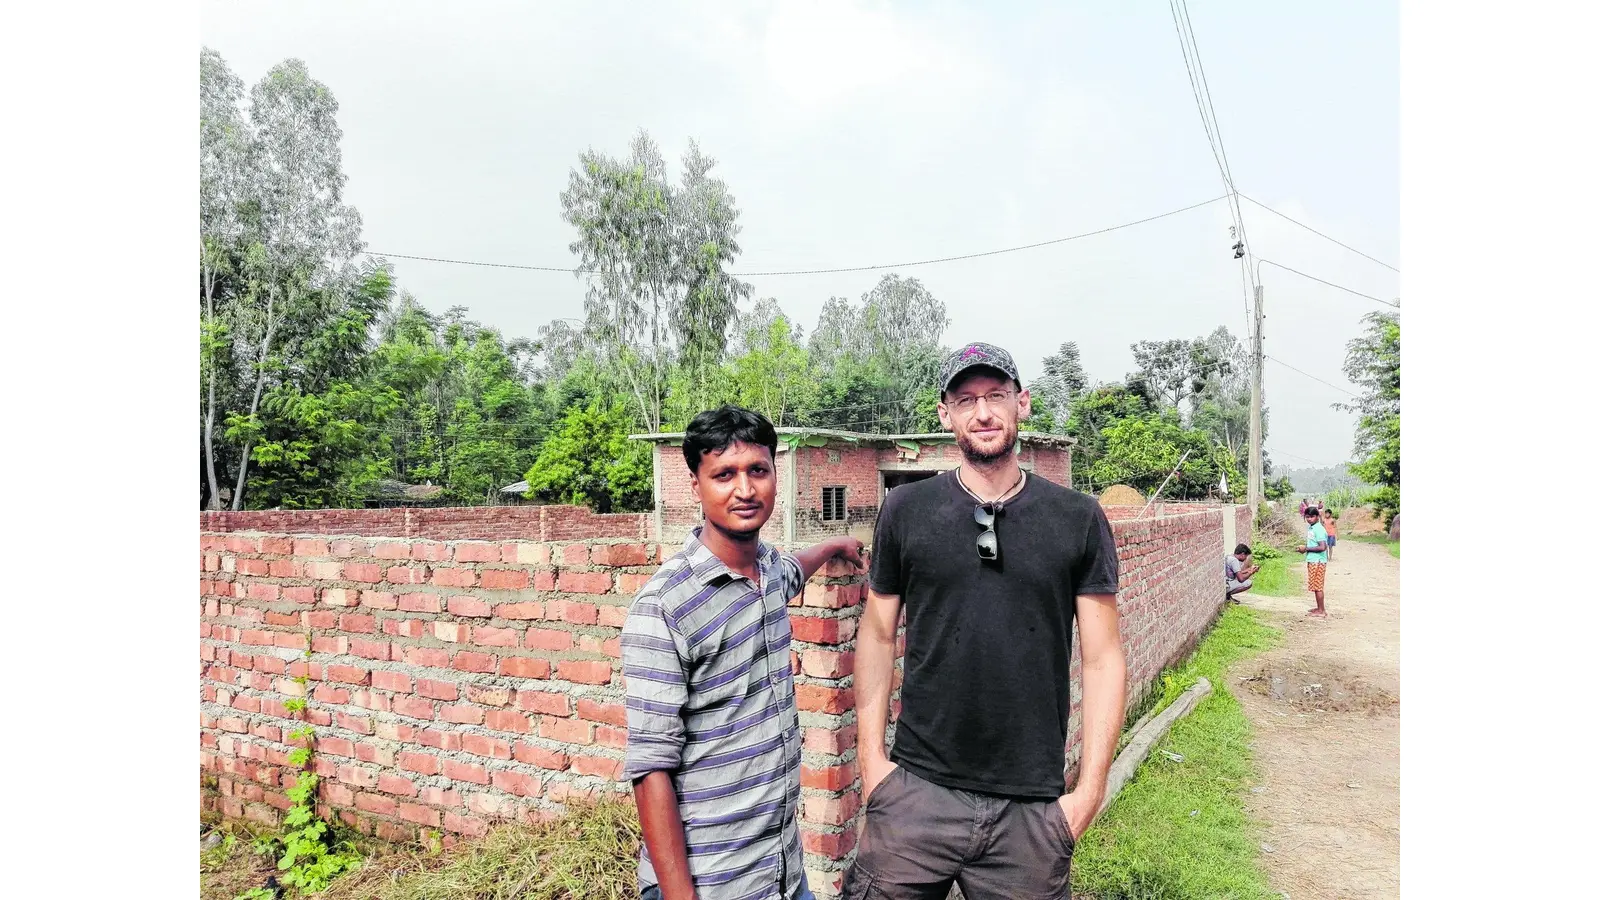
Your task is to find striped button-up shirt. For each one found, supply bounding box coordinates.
[622,527,807,900]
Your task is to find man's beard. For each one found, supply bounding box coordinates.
[708,516,763,543]
[956,424,1017,466]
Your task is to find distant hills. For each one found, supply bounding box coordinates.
[1279,464,1368,495]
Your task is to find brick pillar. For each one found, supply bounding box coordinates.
[789,555,869,898]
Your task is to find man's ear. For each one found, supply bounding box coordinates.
[1015,386,1032,421]
[688,472,701,505]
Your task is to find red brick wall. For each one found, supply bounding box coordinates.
[655,445,702,545]
[200,502,1230,898]
[794,446,881,544]
[199,505,650,542]
[653,441,1072,548]
[1028,445,1072,486]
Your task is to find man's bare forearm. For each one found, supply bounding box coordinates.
[792,536,861,582]
[633,771,696,900]
[855,592,901,759]
[1077,648,1127,802]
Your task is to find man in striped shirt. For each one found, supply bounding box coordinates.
[624,406,864,900]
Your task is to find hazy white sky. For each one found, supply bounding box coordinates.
[200,0,1397,469]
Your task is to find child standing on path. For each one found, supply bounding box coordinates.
[1321,507,1339,560]
[1301,506,1331,617]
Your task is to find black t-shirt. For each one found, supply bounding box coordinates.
[869,468,1119,800]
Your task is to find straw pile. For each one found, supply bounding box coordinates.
[1099,484,1144,506]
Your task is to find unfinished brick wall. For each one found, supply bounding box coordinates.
[793,446,881,545]
[657,439,1073,548]
[200,505,650,542]
[200,504,1232,899]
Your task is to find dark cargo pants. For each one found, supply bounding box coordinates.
[843,766,1076,900]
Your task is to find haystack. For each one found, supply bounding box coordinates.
[1099,484,1145,506]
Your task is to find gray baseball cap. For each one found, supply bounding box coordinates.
[939,342,1021,394]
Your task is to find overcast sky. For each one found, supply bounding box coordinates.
[201,0,1397,470]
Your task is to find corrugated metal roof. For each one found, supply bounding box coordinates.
[628,427,1075,448]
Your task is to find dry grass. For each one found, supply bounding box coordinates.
[321,797,640,900]
[203,797,640,900]
[200,823,279,900]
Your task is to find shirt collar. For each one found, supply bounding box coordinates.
[684,525,776,586]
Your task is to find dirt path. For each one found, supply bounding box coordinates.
[1234,540,1399,900]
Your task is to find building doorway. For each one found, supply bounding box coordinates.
[882,470,938,498]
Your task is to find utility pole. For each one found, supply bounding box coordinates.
[1247,283,1264,511]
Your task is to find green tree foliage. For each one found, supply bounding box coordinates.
[524,399,653,513]
[799,277,949,432]
[1087,411,1243,499]
[223,261,399,509]
[1065,384,1153,474]
[725,312,817,427]
[1264,475,1295,501]
[1029,341,1088,433]
[559,131,751,433]
[1338,310,1400,523]
[199,50,366,509]
[199,56,1276,515]
[366,301,550,505]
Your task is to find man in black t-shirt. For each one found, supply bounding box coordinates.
[843,342,1127,900]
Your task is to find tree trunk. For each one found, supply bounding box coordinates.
[232,284,279,511]
[201,237,224,510]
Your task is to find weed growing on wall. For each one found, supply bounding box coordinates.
[236,638,360,899]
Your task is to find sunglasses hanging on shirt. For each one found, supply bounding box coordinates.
[957,468,1025,563]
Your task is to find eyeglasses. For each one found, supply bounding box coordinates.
[974,503,1000,562]
[948,389,1015,413]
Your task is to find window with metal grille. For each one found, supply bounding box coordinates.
[822,486,846,522]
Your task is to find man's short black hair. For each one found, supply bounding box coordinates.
[1234,543,1252,556]
[683,405,779,475]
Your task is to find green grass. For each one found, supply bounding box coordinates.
[1072,606,1282,900]
[1247,553,1299,598]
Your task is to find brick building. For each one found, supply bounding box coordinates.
[633,428,1074,548]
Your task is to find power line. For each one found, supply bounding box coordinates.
[365,195,1227,278]
[1256,260,1399,308]
[366,253,575,273]
[1168,0,1259,301]
[1264,355,1358,396]
[1237,193,1399,273]
[1266,447,1343,468]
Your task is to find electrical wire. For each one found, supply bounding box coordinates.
[364,196,1227,278]
[1238,193,1399,272]
[1265,447,1342,468]
[1257,261,1400,308]
[1167,0,1260,340]
[1264,355,1358,396]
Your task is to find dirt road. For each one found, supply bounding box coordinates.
[1235,540,1400,899]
